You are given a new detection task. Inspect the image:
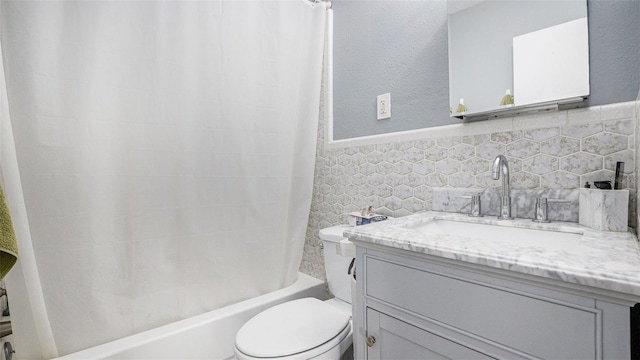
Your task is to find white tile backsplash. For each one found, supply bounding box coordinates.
[300,100,637,281]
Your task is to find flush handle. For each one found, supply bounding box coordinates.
[366,335,376,347]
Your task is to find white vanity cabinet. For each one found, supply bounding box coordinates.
[352,243,634,359]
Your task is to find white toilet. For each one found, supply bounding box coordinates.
[234,225,354,360]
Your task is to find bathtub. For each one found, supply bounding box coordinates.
[55,273,325,360]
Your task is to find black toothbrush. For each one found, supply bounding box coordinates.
[614,162,624,190]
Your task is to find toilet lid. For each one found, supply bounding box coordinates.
[235,297,350,358]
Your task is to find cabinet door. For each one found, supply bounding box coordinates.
[366,308,495,360]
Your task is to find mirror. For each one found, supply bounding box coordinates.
[448,0,589,119]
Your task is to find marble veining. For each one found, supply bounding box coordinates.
[579,188,629,231]
[432,187,579,221]
[344,211,640,296]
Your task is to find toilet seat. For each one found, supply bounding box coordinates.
[234,298,351,359]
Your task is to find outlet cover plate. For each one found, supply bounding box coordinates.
[377,93,391,120]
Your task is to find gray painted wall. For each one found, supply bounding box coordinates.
[586,0,640,108]
[333,1,455,140]
[333,0,640,140]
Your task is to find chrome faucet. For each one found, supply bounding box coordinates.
[492,155,513,219]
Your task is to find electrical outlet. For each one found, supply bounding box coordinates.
[377,93,391,120]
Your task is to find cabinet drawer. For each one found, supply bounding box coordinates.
[365,256,599,359]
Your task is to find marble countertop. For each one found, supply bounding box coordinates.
[344,211,640,297]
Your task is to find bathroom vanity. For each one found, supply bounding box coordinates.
[345,212,640,359]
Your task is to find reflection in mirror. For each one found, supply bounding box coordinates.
[448,0,589,119]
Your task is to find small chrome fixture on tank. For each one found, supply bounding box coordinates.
[492,155,513,220]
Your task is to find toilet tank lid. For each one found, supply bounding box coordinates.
[235,297,350,358]
[319,225,350,243]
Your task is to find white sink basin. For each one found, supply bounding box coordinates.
[406,219,584,246]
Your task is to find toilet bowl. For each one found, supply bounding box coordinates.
[234,298,352,359]
[234,225,354,360]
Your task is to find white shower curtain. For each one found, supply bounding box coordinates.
[0,0,326,356]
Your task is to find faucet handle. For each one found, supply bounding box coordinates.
[459,194,483,217]
[533,197,550,223]
[533,197,570,223]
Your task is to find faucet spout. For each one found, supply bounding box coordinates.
[492,155,513,219]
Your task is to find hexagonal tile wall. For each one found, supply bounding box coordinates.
[300,100,637,282]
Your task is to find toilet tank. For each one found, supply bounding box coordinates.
[319,225,354,304]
